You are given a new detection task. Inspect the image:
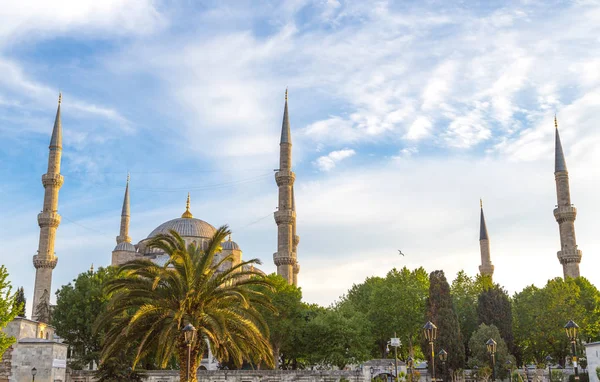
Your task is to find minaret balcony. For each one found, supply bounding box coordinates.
[37,211,61,228]
[273,253,295,265]
[557,249,582,264]
[275,170,295,186]
[553,206,577,223]
[33,255,58,269]
[42,173,64,188]
[274,210,295,224]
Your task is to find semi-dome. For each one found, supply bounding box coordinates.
[221,238,240,251]
[114,242,136,252]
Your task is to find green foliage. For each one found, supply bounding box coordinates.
[477,285,514,355]
[253,273,304,369]
[422,270,465,374]
[467,324,514,379]
[568,373,589,382]
[94,353,145,382]
[35,288,52,323]
[97,227,274,382]
[52,266,118,369]
[551,369,564,382]
[14,287,25,317]
[513,277,600,365]
[340,267,429,359]
[0,266,19,356]
[300,305,372,369]
[451,272,492,356]
[596,367,600,381]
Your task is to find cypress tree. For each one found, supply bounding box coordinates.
[477,285,515,355]
[14,287,25,317]
[422,270,466,376]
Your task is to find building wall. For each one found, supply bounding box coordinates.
[585,342,600,382]
[9,342,67,382]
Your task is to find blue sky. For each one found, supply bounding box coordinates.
[1,0,600,311]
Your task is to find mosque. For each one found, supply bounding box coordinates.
[30,93,582,319]
[30,91,300,322]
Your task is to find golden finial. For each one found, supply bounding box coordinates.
[127,172,130,183]
[58,92,62,105]
[480,198,483,209]
[228,234,232,242]
[285,88,288,102]
[181,192,193,218]
[554,114,558,129]
[90,263,94,273]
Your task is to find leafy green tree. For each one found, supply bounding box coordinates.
[0,266,20,356]
[468,324,514,379]
[52,267,117,369]
[301,306,372,369]
[451,271,492,357]
[14,287,25,317]
[422,270,465,375]
[97,227,274,382]
[513,277,600,366]
[253,273,304,369]
[477,285,514,356]
[340,267,429,359]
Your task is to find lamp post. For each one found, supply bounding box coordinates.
[370,367,374,381]
[486,339,497,382]
[545,356,553,382]
[423,321,438,382]
[182,323,197,382]
[31,367,37,382]
[438,349,448,382]
[390,334,401,382]
[407,356,414,382]
[506,360,513,382]
[564,320,580,382]
[473,366,478,382]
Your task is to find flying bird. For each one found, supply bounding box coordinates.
[398,250,405,256]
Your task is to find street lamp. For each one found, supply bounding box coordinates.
[545,356,553,382]
[438,349,448,382]
[31,367,37,382]
[473,366,478,382]
[182,323,197,382]
[423,321,438,382]
[564,320,580,382]
[486,339,497,382]
[407,356,414,382]
[506,360,513,382]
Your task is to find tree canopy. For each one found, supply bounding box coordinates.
[0,266,20,356]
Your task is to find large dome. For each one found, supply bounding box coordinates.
[147,217,216,239]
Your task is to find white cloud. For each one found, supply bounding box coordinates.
[314,148,356,171]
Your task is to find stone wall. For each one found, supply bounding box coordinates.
[9,340,67,382]
[68,369,369,382]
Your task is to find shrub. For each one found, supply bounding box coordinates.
[568,372,588,382]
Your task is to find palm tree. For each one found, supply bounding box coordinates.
[96,225,275,382]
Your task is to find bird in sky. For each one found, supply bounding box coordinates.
[398,250,405,256]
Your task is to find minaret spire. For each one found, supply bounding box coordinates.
[478,200,494,278]
[274,89,298,285]
[117,174,131,244]
[553,116,582,278]
[32,93,64,321]
[111,173,137,266]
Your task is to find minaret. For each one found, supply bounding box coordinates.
[553,116,582,278]
[291,187,300,286]
[32,93,64,320]
[274,89,297,285]
[111,174,137,266]
[478,200,494,278]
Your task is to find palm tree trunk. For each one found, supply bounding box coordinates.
[178,340,200,382]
